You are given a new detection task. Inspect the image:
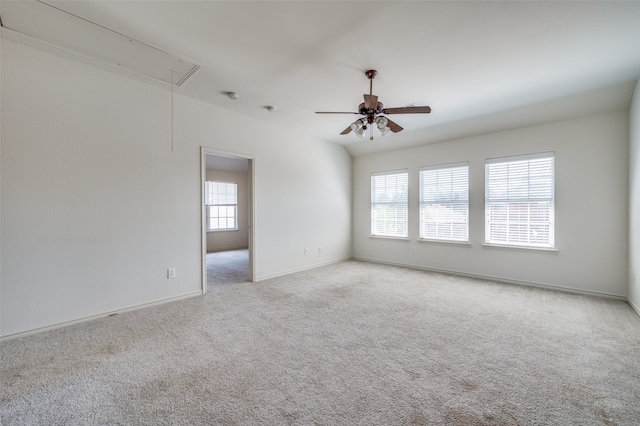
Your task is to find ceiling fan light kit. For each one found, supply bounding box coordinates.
[375,116,390,136]
[350,119,366,138]
[316,69,431,141]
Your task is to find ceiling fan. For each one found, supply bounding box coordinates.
[315,69,431,140]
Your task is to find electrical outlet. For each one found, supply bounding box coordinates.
[411,247,417,254]
[318,248,322,254]
[304,248,309,255]
[167,268,176,279]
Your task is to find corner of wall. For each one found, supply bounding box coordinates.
[0,37,3,336]
[629,77,640,314]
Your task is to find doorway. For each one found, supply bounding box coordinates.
[201,148,254,293]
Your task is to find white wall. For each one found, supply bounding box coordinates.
[205,169,249,252]
[0,38,352,338]
[630,79,640,312]
[0,34,3,336]
[353,111,629,297]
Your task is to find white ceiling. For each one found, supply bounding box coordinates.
[2,1,640,157]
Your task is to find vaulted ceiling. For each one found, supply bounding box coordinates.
[2,1,640,156]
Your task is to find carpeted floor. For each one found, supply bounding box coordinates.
[207,249,250,289]
[1,257,640,425]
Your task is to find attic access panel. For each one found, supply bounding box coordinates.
[0,1,200,86]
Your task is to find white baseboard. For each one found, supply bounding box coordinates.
[255,257,352,282]
[352,256,628,301]
[6,259,635,342]
[207,245,249,253]
[628,297,640,317]
[0,291,202,342]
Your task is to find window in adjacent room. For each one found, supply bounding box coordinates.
[485,152,555,248]
[419,163,469,242]
[205,181,238,231]
[371,170,409,238]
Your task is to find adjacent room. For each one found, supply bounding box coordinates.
[204,153,251,288]
[2,1,640,424]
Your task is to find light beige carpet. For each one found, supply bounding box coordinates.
[206,248,249,289]
[2,259,639,425]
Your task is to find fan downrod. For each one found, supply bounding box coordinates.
[365,69,377,95]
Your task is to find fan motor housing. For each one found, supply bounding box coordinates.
[358,102,384,116]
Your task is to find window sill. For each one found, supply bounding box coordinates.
[207,229,239,233]
[369,235,410,241]
[482,243,558,253]
[418,239,471,247]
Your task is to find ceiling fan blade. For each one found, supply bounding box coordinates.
[340,125,353,135]
[363,94,378,110]
[382,106,432,114]
[316,111,359,114]
[385,117,404,133]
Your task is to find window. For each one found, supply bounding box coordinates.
[420,163,469,242]
[371,170,408,238]
[485,153,554,248]
[205,181,238,231]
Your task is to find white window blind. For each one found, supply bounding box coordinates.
[485,153,554,248]
[420,163,469,242]
[205,181,238,231]
[371,170,408,237]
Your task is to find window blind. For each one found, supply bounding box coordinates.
[419,163,469,242]
[371,171,408,237]
[485,153,554,248]
[205,181,238,231]
[205,181,237,206]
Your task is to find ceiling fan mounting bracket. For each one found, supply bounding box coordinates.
[364,69,377,80]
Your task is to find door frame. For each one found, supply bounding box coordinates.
[200,147,255,294]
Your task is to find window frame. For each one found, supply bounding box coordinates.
[370,170,409,239]
[484,152,555,250]
[419,162,469,243]
[205,181,238,232]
